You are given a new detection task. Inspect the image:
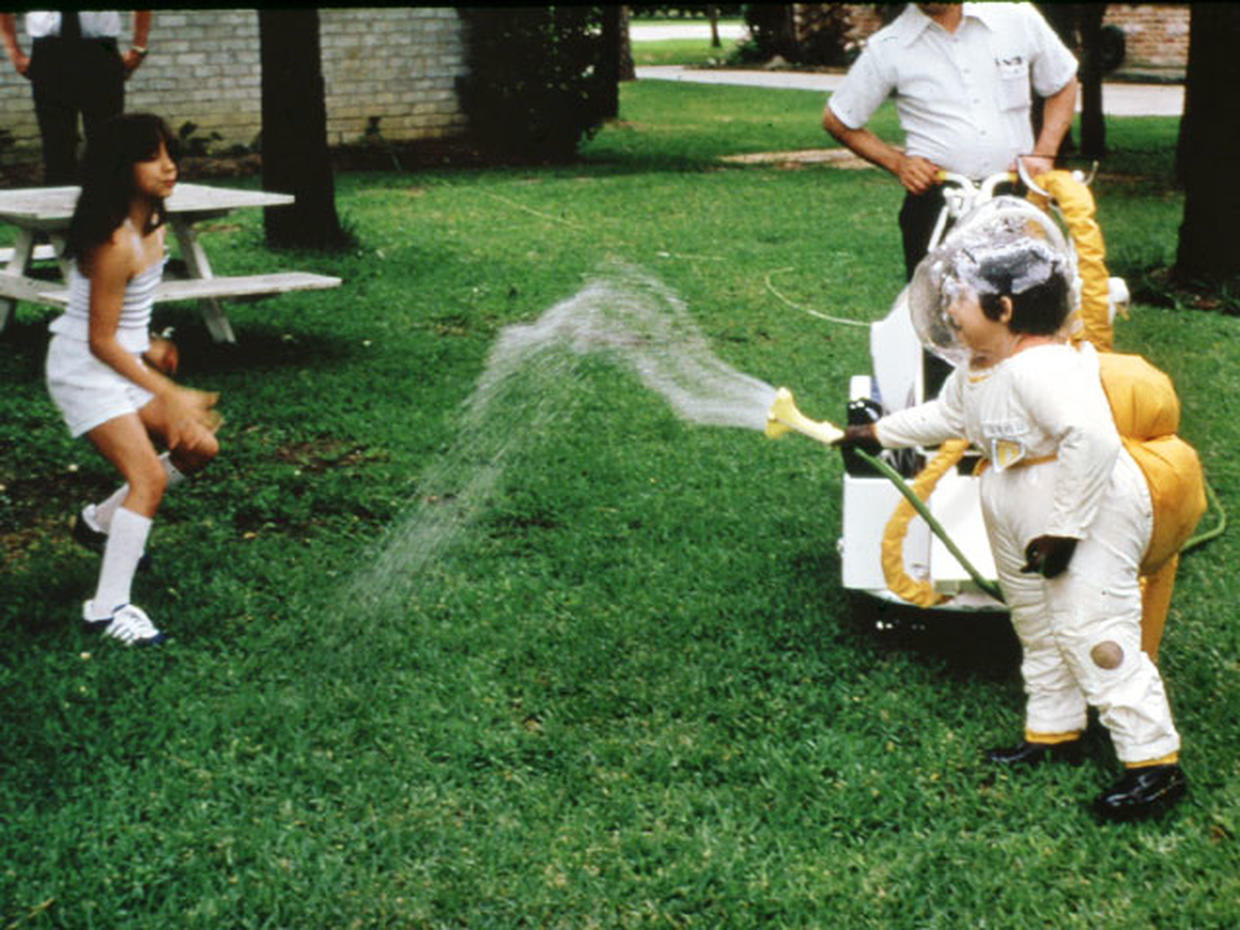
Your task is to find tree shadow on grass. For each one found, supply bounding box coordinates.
[0,307,360,382]
[0,315,53,384]
[0,544,94,641]
[158,313,359,377]
[781,545,1020,684]
[845,594,1021,683]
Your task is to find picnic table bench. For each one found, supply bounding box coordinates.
[0,182,341,342]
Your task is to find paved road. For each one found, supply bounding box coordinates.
[635,65,1183,118]
[629,22,748,42]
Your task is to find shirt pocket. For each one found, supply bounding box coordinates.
[994,56,1031,111]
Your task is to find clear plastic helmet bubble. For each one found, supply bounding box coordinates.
[909,196,1077,367]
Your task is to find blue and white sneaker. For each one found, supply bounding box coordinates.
[82,602,166,646]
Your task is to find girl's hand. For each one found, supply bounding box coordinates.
[143,336,179,375]
[163,386,221,449]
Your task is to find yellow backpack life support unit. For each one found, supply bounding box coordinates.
[1098,351,1207,659]
[1038,171,1207,658]
[1098,351,1206,574]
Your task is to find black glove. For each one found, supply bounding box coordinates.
[1020,535,1078,579]
[833,423,882,455]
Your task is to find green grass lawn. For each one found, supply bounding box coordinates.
[628,17,751,67]
[2,82,1238,928]
[630,35,747,68]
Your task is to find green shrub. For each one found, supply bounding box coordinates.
[740,2,870,67]
[457,7,611,163]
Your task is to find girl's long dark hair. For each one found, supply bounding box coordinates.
[64,113,177,263]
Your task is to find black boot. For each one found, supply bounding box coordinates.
[1094,764,1187,822]
[985,739,1083,767]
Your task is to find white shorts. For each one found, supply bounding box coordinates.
[45,334,154,438]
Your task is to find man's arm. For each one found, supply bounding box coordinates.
[822,104,941,195]
[1020,76,1079,179]
[121,10,151,77]
[0,14,29,77]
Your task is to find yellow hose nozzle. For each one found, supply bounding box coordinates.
[764,387,844,445]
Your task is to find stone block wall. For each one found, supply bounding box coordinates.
[0,7,468,171]
[1103,3,1190,72]
[318,6,466,147]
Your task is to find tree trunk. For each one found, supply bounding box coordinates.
[709,6,720,49]
[619,6,635,82]
[258,9,347,251]
[748,5,797,62]
[1076,4,1106,158]
[773,6,796,61]
[1175,3,1240,283]
[599,7,623,119]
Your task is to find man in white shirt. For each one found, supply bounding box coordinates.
[0,11,152,183]
[822,3,1078,280]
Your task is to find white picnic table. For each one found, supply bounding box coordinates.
[0,182,341,342]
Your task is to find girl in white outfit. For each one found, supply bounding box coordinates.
[839,225,1187,822]
[45,113,220,646]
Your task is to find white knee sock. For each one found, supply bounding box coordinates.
[88,507,152,619]
[91,454,185,532]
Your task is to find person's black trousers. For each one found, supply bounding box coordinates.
[898,186,954,398]
[28,36,125,184]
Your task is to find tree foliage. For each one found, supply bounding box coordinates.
[1035,4,1124,160]
[738,3,864,67]
[457,7,615,164]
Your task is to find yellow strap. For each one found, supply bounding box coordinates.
[1026,170,1115,351]
[1126,751,1179,769]
[880,439,970,607]
[973,451,1057,475]
[1024,728,1083,745]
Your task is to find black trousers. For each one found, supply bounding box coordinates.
[898,187,954,398]
[898,186,948,282]
[28,36,125,184]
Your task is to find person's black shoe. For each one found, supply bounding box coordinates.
[986,739,1084,767]
[71,509,152,571]
[1094,764,1187,823]
[71,509,108,554]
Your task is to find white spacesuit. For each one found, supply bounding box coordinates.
[876,340,1179,765]
[846,209,1195,820]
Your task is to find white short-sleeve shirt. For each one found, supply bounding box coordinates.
[827,2,1078,179]
[24,11,123,40]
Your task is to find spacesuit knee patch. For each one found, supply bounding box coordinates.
[1090,640,1124,670]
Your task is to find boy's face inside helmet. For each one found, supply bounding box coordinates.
[943,287,1013,368]
[909,198,1077,369]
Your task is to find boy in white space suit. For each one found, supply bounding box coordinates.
[838,221,1189,822]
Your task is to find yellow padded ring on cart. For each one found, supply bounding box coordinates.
[880,439,970,607]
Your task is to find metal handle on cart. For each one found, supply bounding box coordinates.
[934,169,1018,194]
[1016,157,1100,197]
[927,171,1017,249]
